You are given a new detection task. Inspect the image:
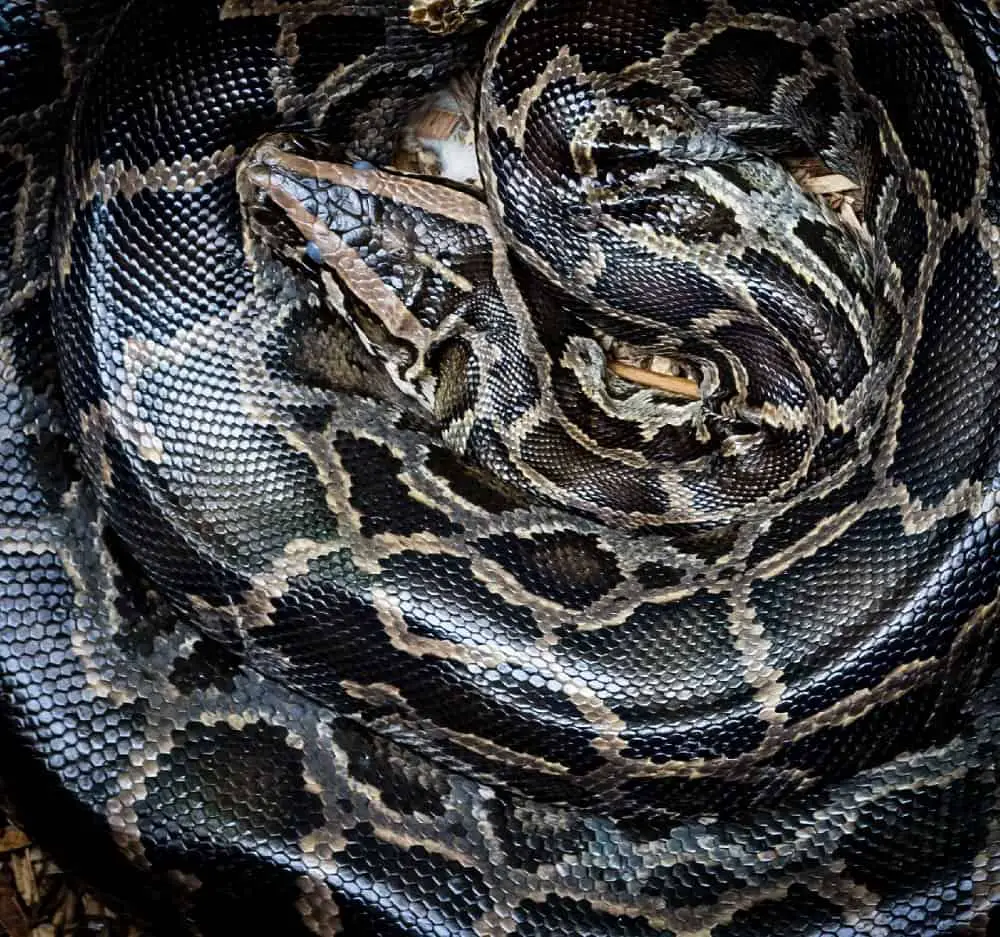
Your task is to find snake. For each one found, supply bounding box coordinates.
[1,0,999,934]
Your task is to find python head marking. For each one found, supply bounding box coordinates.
[237,133,495,410]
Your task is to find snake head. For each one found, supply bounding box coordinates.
[237,132,493,411]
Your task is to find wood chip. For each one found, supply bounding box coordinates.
[414,107,465,141]
[786,155,865,230]
[0,815,149,936]
[0,872,30,937]
[608,360,701,399]
[0,828,31,854]
[838,198,869,240]
[11,852,39,908]
[799,172,859,195]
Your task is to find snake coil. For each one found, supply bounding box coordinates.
[1,1,1000,935]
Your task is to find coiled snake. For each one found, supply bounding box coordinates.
[2,0,1000,934]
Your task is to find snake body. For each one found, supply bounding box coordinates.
[2,1,1000,934]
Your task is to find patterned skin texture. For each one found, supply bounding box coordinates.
[1,1,999,935]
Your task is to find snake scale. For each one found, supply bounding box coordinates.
[2,0,1000,934]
